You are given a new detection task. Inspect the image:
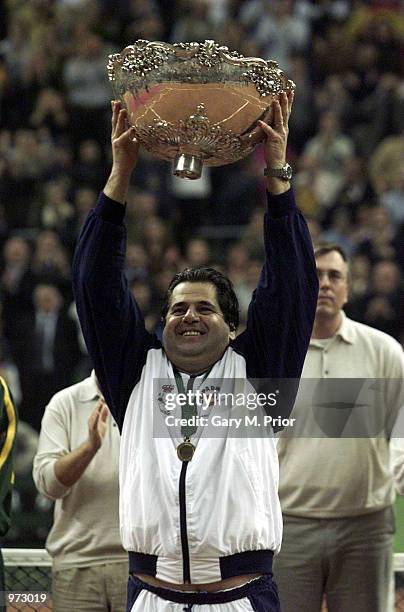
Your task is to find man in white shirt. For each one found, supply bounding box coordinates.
[33,372,128,612]
[274,243,404,612]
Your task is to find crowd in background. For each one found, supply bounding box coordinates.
[0,0,404,545]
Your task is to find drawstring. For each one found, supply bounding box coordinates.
[183,606,193,611]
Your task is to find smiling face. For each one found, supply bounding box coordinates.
[163,281,235,374]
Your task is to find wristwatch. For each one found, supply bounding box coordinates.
[264,163,293,181]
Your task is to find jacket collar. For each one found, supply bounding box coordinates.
[310,311,356,347]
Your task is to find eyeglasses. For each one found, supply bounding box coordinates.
[316,270,347,284]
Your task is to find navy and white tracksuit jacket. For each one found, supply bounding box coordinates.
[72,187,318,610]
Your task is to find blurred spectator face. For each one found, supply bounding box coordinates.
[289,54,308,80]
[44,181,67,204]
[75,187,96,214]
[80,33,103,58]
[33,284,63,313]
[331,209,351,232]
[3,237,30,266]
[0,130,12,154]
[372,261,401,294]
[37,88,65,112]
[369,206,390,232]
[324,75,346,98]
[342,157,365,182]
[185,239,210,267]
[192,0,209,18]
[126,243,148,269]
[143,217,166,242]
[37,231,60,253]
[227,244,249,269]
[351,255,371,282]
[130,281,152,310]
[307,218,322,244]
[78,139,101,163]
[300,153,320,172]
[354,43,377,70]
[217,21,243,50]
[164,245,182,268]
[246,260,261,287]
[273,0,294,17]
[14,129,38,154]
[129,15,164,40]
[52,145,73,171]
[129,0,157,17]
[134,191,158,216]
[241,39,261,59]
[155,268,178,298]
[319,111,339,136]
[372,19,395,43]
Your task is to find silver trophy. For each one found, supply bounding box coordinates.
[108,39,294,179]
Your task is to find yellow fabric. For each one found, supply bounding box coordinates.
[0,376,17,472]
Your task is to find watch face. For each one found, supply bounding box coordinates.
[284,163,292,179]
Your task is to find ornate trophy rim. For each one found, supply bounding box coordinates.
[107,39,295,97]
[107,39,295,178]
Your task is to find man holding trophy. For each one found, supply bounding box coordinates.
[73,41,318,612]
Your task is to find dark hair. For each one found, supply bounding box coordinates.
[314,242,348,262]
[161,267,239,331]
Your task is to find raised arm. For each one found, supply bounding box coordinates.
[72,102,160,429]
[233,92,319,380]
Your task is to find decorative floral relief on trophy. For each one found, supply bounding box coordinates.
[108,39,294,179]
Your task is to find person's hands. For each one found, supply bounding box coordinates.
[87,399,109,452]
[111,100,140,176]
[258,90,294,169]
[104,100,140,203]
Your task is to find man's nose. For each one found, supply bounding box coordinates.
[318,272,330,288]
[183,307,199,322]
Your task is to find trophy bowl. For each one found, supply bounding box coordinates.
[108,39,295,179]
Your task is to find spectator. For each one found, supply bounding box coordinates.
[274,243,404,612]
[356,205,397,265]
[301,110,355,208]
[18,283,81,430]
[0,236,36,351]
[31,230,71,299]
[40,180,75,235]
[71,139,107,191]
[348,259,404,339]
[170,0,215,43]
[30,88,69,142]
[184,238,211,268]
[63,32,111,153]
[369,131,404,195]
[33,373,128,611]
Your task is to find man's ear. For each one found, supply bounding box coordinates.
[229,329,236,340]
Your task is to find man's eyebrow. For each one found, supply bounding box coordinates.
[169,300,217,309]
[316,267,344,274]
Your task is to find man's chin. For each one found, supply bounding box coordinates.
[316,304,336,317]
